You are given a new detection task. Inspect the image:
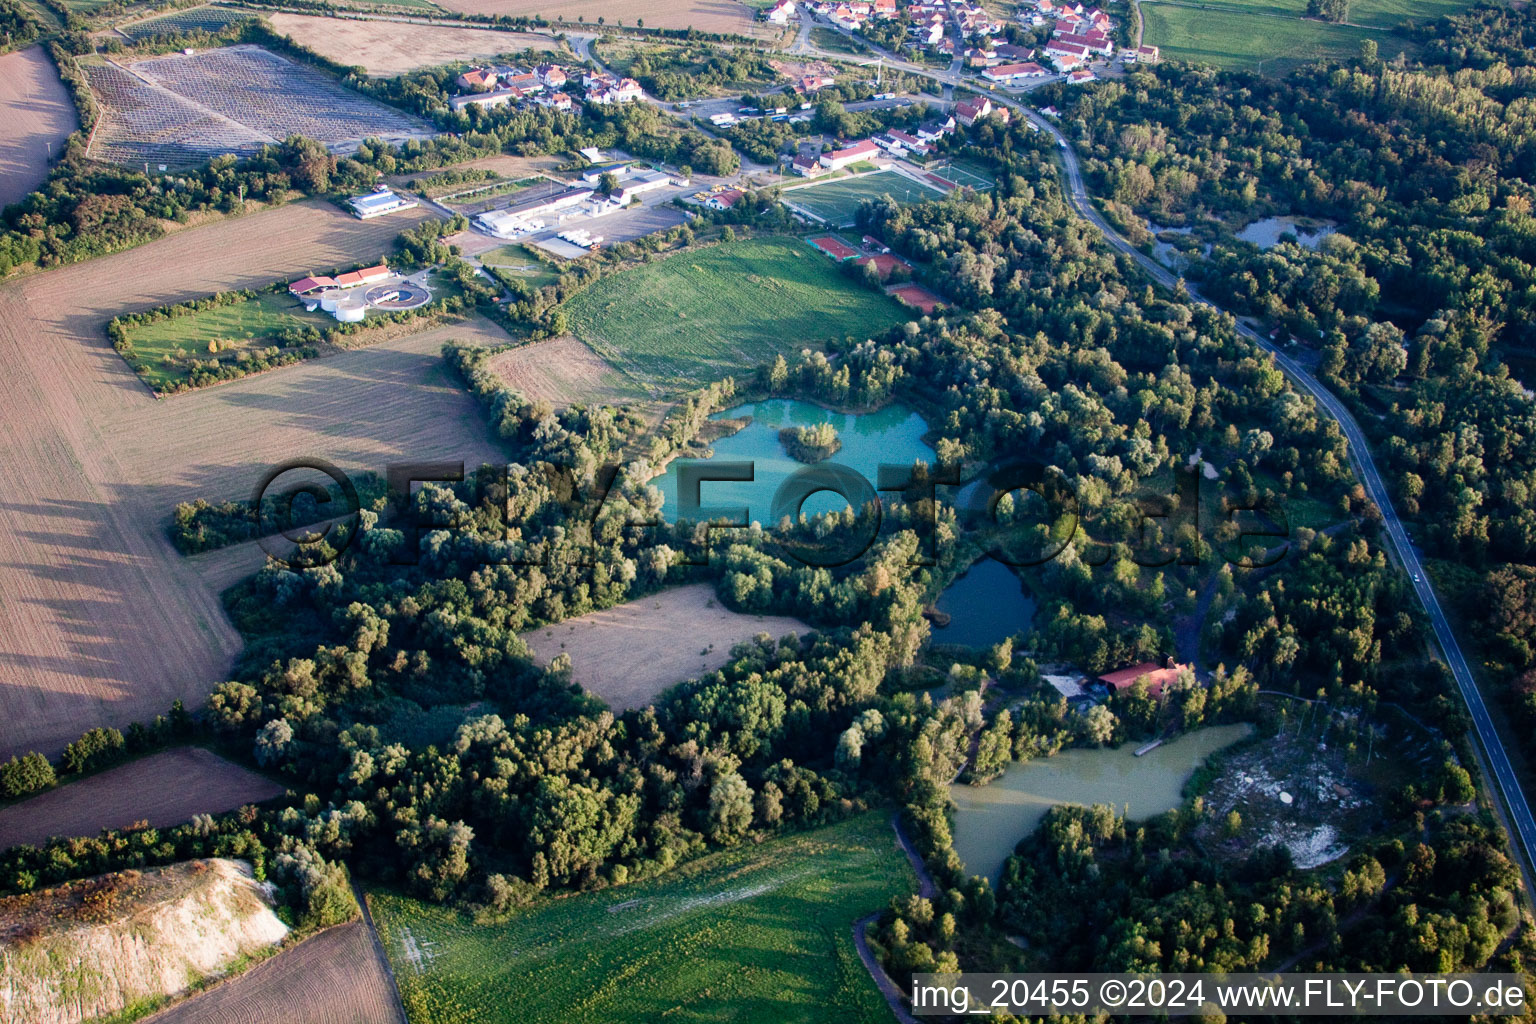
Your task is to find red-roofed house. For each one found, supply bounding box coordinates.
[1097,661,1193,701]
[982,61,1049,81]
[536,63,567,88]
[333,265,391,289]
[820,138,880,170]
[808,234,860,260]
[956,96,1010,125]
[704,188,745,210]
[1067,68,1096,84]
[289,275,336,296]
[456,68,498,92]
[1052,30,1113,54]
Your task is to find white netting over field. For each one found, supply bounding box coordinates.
[86,45,434,168]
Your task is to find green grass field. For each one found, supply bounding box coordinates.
[782,170,946,227]
[1140,0,1458,73]
[561,236,909,395]
[810,26,865,54]
[370,813,917,1024]
[126,292,323,388]
[480,244,563,288]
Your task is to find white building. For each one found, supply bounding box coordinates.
[348,188,419,219]
[474,187,597,237]
[766,0,796,23]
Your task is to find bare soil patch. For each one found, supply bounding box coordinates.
[267,13,558,76]
[0,46,78,209]
[434,0,765,36]
[487,335,646,408]
[521,583,809,710]
[0,748,283,850]
[144,920,406,1024]
[0,199,500,761]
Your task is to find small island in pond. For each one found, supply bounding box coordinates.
[779,422,842,463]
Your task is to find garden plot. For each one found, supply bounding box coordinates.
[86,45,433,169]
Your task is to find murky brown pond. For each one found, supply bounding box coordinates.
[950,724,1255,884]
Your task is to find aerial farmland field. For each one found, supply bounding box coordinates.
[521,583,810,709]
[781,170,948,227]
[265,13,558,76]
[84,45,435,168]
[0,200,497,761]
[561,236,909,397]
[145,921,407,1024]
[1138,0,1449,73]
[371,812,917,1024]
[0,747,282,850]
[0,46,78,209]
[430,0,770,36]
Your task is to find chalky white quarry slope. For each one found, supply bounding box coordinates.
[0,858,288,1024]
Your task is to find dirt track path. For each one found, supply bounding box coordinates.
[0,200,506,759]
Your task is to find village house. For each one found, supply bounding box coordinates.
[1051,30,1114,55]
[535,91,572,111]
[456,68,498,92]
[955,96,1011,125]
[765,0,796,24]
[1095,660,1194,701]
[535,63,567,88]
[1129,44,1160,62]
[1066,67,1096,84]
[791,153,823,175]
[874,0,897,16]
[1044,40,1091,68]
[704,188,745,210]
[588,77,643,104]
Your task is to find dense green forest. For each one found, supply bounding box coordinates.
[1039,3,1536,770]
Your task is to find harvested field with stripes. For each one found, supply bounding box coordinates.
[0,747,282,851]
[432,0,769,36]
[145,921,407,1024]
[0,46,78,209]
[267,13,558,76]
[0,199,501,761]
[85,45,434,168]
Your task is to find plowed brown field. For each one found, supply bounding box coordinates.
[0,200,504,759]
[433,0,764,36]
[0,747,283,850]
[267,14,558,76]
[0,46,77,209]
[145,921,406,1024]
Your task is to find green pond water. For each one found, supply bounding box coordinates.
[950,723,1254,885]
[932,558,1037,648]
[657,399,934,524]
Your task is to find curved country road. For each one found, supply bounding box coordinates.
[832,34,1536,887]
[853,816,938,1024]
[1033,116,1536,891]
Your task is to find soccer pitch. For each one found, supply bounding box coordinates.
[782,170,947,226]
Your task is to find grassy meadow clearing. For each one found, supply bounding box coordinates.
[1140,0,1461,73]
[561,236,908,397]
[371,812,917,1024]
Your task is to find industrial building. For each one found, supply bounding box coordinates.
[474,186,596,237]
[348,188,419,219]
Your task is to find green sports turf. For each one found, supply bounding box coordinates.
[782,170,946,227]
[560,236,909,396]
[370,812,918,1024]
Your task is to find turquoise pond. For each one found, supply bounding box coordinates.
[656,400,935,524]
[931,558,1037,648]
